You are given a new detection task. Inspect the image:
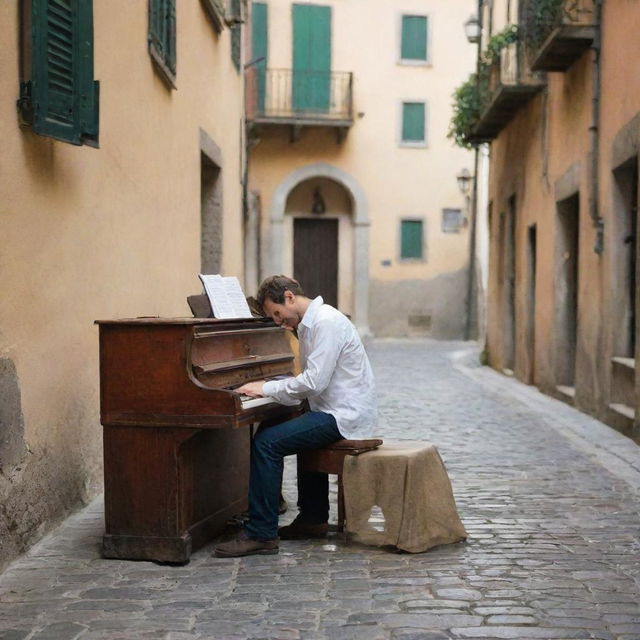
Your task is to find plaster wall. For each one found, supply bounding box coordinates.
[487,58,593,387]
[248,0,477,336]
[0,0,244,569]
[486,0,640,436]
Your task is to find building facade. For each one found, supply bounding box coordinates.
[244,0,477,338]
[0,0,246,570]
[470,0,640,441]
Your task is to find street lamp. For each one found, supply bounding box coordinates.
[463,14,481,44]
[457,168,473,195]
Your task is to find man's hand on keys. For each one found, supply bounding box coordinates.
[237,381,266,397]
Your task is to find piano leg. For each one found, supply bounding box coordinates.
[102,424,250,563]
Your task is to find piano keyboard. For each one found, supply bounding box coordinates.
[239,394,276,410]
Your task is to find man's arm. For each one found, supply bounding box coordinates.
[262,319,344,404]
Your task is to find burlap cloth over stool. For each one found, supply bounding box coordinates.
[343,441,467,553]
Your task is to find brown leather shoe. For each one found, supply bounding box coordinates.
[214,530,279,558]
[278,517,329,540]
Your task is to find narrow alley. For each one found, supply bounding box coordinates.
[1,339,639,640]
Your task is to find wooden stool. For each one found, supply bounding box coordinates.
[298,438,383,532]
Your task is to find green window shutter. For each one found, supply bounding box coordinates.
[251,2,268,112]
[167,0,176,74]
[402,102,425,142]
[200,0,227,32]
[230,0,242,72]
[231,25,241,72]
[19,0,99,146]
[149,0,166,59]
[401,220,424,259]
[401,15,427,61]
[77,0,99,144]
[292,4,331,112]
[148,0,176,86]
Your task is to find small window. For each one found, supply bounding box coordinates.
[400,15,428,63]
[401,219,424,260]
[401,102,426,145]
[149,0,177,88]
[442,208,464,233]
[17,0,99,147]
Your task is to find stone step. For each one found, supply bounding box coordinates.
[611,356,636,371]
[556,384,576,399]
[608,402,635,420]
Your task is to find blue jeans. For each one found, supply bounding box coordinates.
[245,411,342,540]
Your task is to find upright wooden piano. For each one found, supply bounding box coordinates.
[95,317,300,563]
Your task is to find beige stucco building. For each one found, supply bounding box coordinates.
[0,0,246,570]
[244,0,478,338]
[474,0,640,441]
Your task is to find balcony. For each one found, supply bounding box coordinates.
[472,42,545,141]
[246,68,354,142]
[522,0,597,72]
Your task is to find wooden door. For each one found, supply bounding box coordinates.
[294,218,338,308]
[292,4,331,113]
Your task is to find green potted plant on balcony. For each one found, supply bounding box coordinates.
[448,72,485,148]
[522,0,566,50]
[448,25,518,147]
[482,24,520,66]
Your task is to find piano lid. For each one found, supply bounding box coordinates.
[95,316,275,326]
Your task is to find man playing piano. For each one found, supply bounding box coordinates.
[214,275,377,557]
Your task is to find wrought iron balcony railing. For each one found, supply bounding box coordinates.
[522,0,597,71]
[472,41,546,141]
[246,68,353,127]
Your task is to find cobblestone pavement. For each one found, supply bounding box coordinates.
[1,339,640,640]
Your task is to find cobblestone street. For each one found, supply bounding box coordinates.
[1,339,640,640]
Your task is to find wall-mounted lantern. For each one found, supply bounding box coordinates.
[464,14,481,44]
[311,187,326,214]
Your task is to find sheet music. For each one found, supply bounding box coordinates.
[198,274,253,319]
[222,277,252,318]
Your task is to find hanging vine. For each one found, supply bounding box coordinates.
[482,24,520,65]
[448,25,519,148]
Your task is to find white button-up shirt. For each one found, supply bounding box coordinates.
[262,297,377,439]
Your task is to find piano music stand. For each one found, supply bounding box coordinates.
[187,294,213,318]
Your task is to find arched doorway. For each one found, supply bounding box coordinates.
[285,177,352,311]
[266,163,370,335]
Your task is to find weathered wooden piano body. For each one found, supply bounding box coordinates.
[96,317,300,563]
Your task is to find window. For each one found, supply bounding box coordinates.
[400,15,429,63]
[149,0,176,88]
[17,0,99,147]
[400,219,424,260]
[401,102,426,145]
[442,208,464,233]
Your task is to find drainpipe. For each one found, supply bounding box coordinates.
[464,147,480,340]
[243,56,266,288]
[464,0,484,341]
[590,0,604,254]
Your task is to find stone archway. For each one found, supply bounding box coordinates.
[265,163,370,335]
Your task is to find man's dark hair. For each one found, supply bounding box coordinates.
[256,275,305,307]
